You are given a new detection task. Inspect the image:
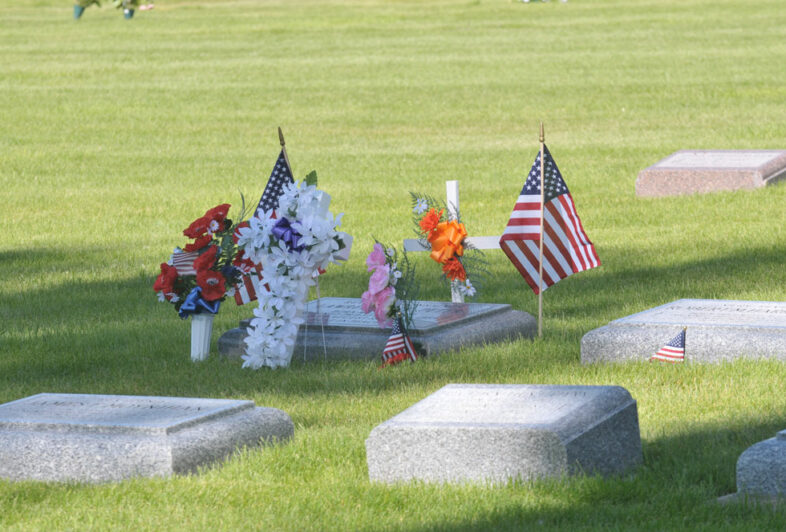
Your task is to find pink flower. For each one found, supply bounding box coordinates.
[367,264,390,295]
[366,243,386,272]
[361,290,375,314]
[373,286,395,328]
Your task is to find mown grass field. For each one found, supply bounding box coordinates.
[2,0,786,529]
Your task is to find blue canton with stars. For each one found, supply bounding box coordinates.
[522,145,570,202]
[255,150,294,216]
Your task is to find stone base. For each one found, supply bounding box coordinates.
[0,394,294,483]
[635,150,786,197]
[219,298,536,361]
[581,299,786,364]
[365,384,642,484]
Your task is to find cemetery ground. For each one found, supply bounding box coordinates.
[2,0,786,529]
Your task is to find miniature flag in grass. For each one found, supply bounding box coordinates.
[499,145,600,295]
[650,329,686,363]
[171,250,200,276]
[254,149,294,217]
[381,318,418,367]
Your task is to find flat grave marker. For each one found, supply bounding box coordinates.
[219,297,536,361]
[581,299,786,364]
[0,393,293,483]
[635,150,786,197]
[366,384,642,484]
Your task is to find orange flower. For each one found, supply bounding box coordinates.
[428,220,467,263]
[419,208,443,235]
[442,257,466,281]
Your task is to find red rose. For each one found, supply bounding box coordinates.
[197,270,226,301]
[184,216,209,239]
[193,246,219,272]
[184,235,212,252]
[153,263,178,293]
[232,221,250,245]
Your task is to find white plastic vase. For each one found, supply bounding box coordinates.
[190,313,214,362]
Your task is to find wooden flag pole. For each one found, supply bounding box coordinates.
[537,122,545,338]
[278,126,292,170]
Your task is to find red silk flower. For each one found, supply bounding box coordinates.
[197,270,226,301]
[153,263,178,294]
[192,246,219,272]
[184,235,212,252]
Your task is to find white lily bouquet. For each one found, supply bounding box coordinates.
[234,173,351,369]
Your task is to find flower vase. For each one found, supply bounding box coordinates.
[190,313,214,362]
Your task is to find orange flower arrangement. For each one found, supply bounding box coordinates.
[411,192,485,296]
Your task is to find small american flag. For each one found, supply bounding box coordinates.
[234,266,266,305]
[381,318,418,367]
[499,145,600,294]
[254,149,293,217]
[171,250,200,276]
[650,329,686,363]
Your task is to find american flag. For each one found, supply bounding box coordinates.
[254,149,294,217]
[171,250,200,276]
[650,329,686,363]
[235,148,293,305]
[499,145,600,295]
[234,265,265,305]
[381,318,418,367]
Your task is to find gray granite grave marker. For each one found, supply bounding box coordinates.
[636,150,786,197]
[581,299,786,364]
[365,384,642,484]
[219,297,536,361]
[0,393,294,483]
[718,429,786,505]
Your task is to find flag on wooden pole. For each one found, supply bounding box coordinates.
[381,317,418,367]
[650,328,686,363]
[499,145,600,295]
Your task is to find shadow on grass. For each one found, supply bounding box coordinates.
[1,242,785,400]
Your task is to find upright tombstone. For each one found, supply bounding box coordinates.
[581,299,786,364]
[718,429,786,505]
[0,393,294,483]
[636,150,786,197]
[366,384,642,484]
[220,297,536,361]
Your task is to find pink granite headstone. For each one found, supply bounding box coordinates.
[636,150,786,197]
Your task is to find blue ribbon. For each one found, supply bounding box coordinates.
[271,218,304,252]
[178,287,221,319]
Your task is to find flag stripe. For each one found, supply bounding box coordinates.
[498,145,599,295]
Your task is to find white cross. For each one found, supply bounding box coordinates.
[403,180,501,303]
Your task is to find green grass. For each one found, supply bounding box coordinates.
[2,0,786,529]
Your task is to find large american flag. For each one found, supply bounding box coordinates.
[254,149,294,217]
[235,148,293,305]
[381,318,418,367]
[650,329,686,363]
[499,145,600,295]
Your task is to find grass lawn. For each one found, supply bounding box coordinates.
[2,0,786,529]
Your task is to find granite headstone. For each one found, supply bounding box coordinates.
[718,429,786,505]
[0,393,294,483]
[219,297,536,361]
[581,299,786,364]
[366,384,642,484]
[636,150,786,197]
